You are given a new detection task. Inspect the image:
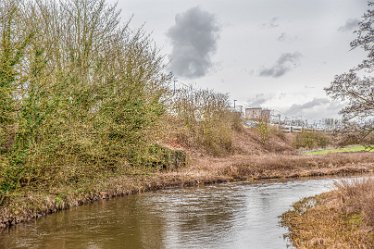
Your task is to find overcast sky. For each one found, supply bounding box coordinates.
[110,0,368,121]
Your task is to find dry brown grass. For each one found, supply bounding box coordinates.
[282,194,374,249]
[231,127,295,154]
[336,179,374,227]
[283,179,374,249]
[162,122,296,157]
[189,152,374,180]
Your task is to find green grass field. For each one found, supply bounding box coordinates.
[305,145,374,155]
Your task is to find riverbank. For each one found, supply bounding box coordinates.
[282,178,374,248]
[1,151,374,228]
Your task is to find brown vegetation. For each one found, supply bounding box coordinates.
[192,152,374,180]
[336,180,374,227]
[282,179,374,249]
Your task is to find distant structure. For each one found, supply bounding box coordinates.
[235,105,243,113]
[245,107,262,120]
[261,109,271,122]
[240,104,341,132]
[245,107,271,122]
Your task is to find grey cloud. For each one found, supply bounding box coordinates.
[338,18,360,32]
[278,92,287,100]
[278,32,287,41]
[286,98,329,115]
[284,98,345,120]
[277,32,298,42]
[286,98,343,120]
[247,94,268,107]
[259,52,302,78]
[167,7,220,79]
[304,85,316,89]
[262,17,279,28]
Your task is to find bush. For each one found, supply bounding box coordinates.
[172,87,240,156]
[144,144,187,170]
[0,0,171,193]
[293,131,329,149]
[257,121,269,146]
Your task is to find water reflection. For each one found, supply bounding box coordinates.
[0,176,369,249]
[153,186,246,248]
[0,197,167,249]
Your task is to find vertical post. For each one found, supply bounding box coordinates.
[234,99,237,111]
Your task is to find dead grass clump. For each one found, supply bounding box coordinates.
[283,178,374,248]
[336,179,374,227]
[282,193,374,249]
[192,152,374,182]
[232,127,295,155]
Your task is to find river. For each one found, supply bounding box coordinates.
[0,176,368,249]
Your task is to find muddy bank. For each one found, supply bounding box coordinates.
[1,152,374,229]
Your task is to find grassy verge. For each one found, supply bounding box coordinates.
[1,152,374,228]
[304,145,374,156]
[282,179,374,248]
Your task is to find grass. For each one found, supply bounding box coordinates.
[196,152,374,182]
[282,179,374,248]
[304,145,374,155]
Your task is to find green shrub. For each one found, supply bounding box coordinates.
[172,87,240,156]
[145,144,187,170]
[0,0,171,193]
[293,131,329,149]
[257,121,270,146]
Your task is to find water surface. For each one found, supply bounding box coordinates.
[0,176,368,249]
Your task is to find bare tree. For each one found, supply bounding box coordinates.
[325,2,374,149]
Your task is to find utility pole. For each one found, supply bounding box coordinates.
[234,99,237,111]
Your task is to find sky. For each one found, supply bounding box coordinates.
[110,0,369,121]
